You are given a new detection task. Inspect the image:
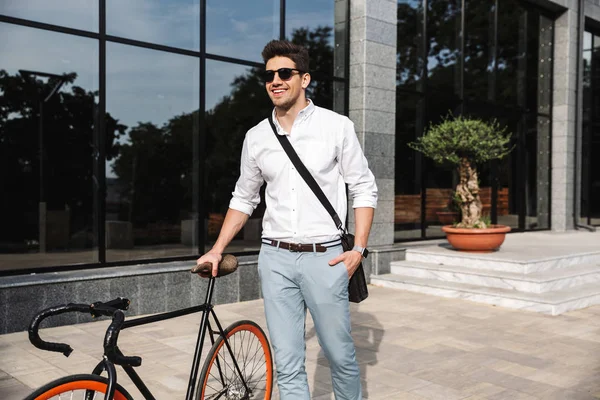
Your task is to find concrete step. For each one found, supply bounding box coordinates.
[370,274,600,316]
[390,260,600,293]
[405,246,600,274]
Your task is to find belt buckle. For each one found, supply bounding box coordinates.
[288,243,301,252]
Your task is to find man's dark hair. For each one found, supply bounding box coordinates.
[261,40,310,72]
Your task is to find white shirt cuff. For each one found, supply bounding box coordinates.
[352,197,378,209]
[229,198,255,216]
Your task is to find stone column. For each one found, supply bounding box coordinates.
[552,6,579,231]
[348,0,397,246]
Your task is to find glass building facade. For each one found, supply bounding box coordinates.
[0,0,348,273]
[395,0,554,240]
[0,0,595,278]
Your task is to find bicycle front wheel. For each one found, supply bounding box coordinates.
[197,320,273,400]
[24,373,133,400]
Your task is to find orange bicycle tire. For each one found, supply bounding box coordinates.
[198,320,273,399]
[25,374,133,400]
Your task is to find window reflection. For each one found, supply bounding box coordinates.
[0,23,98,270]
[463,1,494,101]
[106,0,200,50]
[581,31,600,226]
[395,93,423,240]
[395,0,553,239]
[427,0,461,93]
[286,0,333,41]
[205,60,271,252]
[496,0,525,107]
[397,0,424,92]
[106,43,200,262]
[0,0,98,32]
[206,0,279,62]
[0,1,350,273]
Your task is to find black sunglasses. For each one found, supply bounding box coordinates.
[263,68,304,83]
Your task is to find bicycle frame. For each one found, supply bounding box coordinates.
[90,276,250,400]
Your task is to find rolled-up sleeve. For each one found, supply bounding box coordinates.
[229,133,264,215]
[339,118,378,208]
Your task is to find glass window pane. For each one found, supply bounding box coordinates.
[106,0,200,50]
[496,115,520,231]
[395,93,424,241]
[0,0,98,32]
[307,79,334,110]
[463,1,494,101]
[582,30,600,226]
[286,0,346,78]
[106,43,200,262]
[397,0,424,92]
[286,0,333,40]
[205,60,272,252]
[496,0,526,106]
[206,0,279,62]
[427,0,461,94]
[584,31,592,51]
[0,23,98,271]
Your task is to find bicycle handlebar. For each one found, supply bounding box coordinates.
[103,310,142,367]
[28,303,91,356]
[28,297,141,366]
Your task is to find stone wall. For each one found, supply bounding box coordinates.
[0,256,260,334]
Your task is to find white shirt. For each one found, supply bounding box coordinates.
[229,100,378,243]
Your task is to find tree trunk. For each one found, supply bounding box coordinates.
[456,157,485,228]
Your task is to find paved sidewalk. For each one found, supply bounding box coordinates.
[1,286,600,399]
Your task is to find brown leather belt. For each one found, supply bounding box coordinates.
[262,238,341,253]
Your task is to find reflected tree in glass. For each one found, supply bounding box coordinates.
[427,0,461,93]
[0,70,125,250]
[397,0,423,92]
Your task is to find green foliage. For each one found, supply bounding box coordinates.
[477,214,492,229]
[446,190,462,212]
[408,113,513,166]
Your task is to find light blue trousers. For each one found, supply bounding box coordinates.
[258,243,362,400]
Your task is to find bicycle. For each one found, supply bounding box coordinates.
[24,254,274,400]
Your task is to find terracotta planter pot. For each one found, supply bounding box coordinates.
[441,224,511,252]
[436,211,459,225]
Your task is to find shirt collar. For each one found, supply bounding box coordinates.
[271,99,315,135]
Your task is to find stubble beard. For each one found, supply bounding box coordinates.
[272,92,300,112]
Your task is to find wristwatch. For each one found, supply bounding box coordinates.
[352,246,369,259]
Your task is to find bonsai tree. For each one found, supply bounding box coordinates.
[409,114,513,229]
[442,190,462,215]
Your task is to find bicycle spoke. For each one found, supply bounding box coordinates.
[198,322,272,400]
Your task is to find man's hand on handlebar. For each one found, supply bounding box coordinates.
[194,252,222,278]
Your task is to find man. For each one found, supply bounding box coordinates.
[196,40,377,400]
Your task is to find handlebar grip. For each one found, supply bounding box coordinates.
[28,303,91,357]
[104,310,142,367]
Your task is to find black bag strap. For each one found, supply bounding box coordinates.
[268,115,345,231]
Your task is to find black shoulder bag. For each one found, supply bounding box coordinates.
[267,115,369,303]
